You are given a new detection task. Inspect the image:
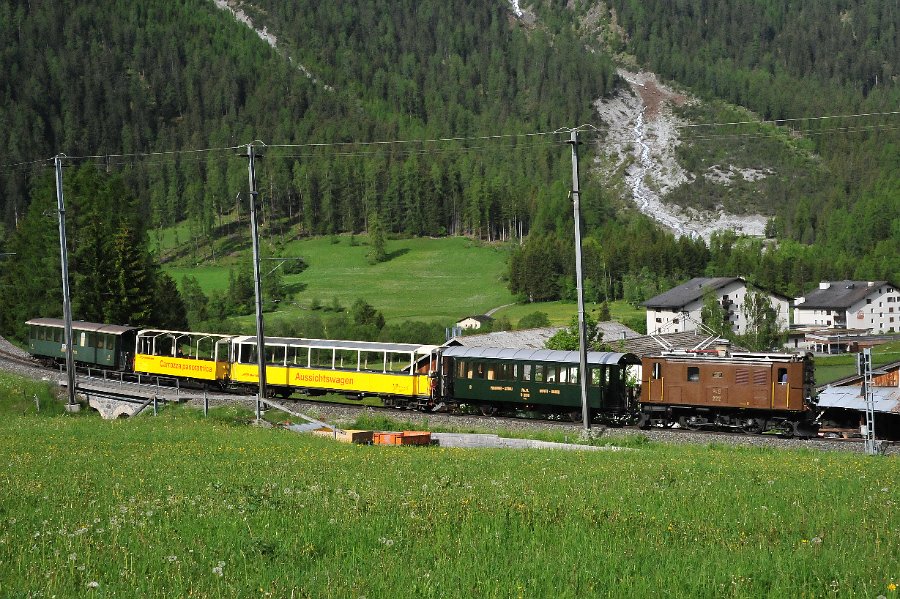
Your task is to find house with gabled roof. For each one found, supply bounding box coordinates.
[794,280,900,333]
[642,277,791,336]
[455,315,494,331]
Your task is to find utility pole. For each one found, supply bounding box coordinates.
[569,130,590,433]
[859,349,877,455]
[244,143,267,418]
[54,155,78,411]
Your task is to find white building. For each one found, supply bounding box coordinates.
[643,277,790,336]
[455,315,493,331]
[794,280,899,333]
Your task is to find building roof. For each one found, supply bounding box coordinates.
[456,315,493,324]
[642,277,744,309]
[451,327,561,348]
[816,385,900,415]
[448,322,642,350]
[797,280,890,310]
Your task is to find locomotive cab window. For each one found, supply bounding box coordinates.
[687,367,700,382]
[652,362,662,380]
[777,368,788,384]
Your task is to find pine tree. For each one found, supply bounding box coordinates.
[367,211,387,264]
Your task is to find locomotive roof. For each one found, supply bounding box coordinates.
[441,345,639,366]
[645,351,807,363]
[231,335,437,355]
[26,318,136,335]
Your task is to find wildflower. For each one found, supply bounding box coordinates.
[87,581,99,589]
[68,553,77,562]
[166,555,177,563]
[888,582,897,591]
[212,566,223,577]
[811,536,822,545]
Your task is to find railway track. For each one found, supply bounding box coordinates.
[0,351,891,453]
[0,345,43,369]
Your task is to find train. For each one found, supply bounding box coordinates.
[25,317,821,435]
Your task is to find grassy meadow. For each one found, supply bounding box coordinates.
[1,372,898,597]
[164,235,515,325]
[815,340,900,385]
[490,300,646,329]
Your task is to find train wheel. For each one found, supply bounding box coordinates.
[637,413,651,429]
[776,420,795,438]
[740,418,764,435]
[677,416,701,431]
[480,405,498,416]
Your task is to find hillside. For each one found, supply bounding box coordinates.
[0,0,897,340]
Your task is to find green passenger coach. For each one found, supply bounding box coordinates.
[26,318,138,370]
[440,346,640,421]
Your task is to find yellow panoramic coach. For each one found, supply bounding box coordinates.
[133,329,235,384]
[228,335,439,403]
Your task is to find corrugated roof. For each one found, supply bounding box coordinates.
[798,280,890,310]
[441,345,639,365]
[26,318,136,335]
[642,277,744,309]
[450,322,641,350]
[230,335,436,354]
[816,385,900,414]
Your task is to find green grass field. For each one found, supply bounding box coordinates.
[165,235,516,325]
[491,300,646,329]
[1,372,898,598]
[815,341,900,385]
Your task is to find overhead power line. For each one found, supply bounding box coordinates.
[0,110,896,169]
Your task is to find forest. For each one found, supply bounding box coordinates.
[0,0,897,341]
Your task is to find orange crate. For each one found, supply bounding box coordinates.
[400,431,432,445]
[373,431,432,446]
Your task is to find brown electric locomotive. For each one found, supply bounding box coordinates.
[639,351,817,436]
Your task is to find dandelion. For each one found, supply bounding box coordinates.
[166,555,177,563]
[811,536,822,545]
[68,553,77,562]
[888,582,897,591]
[87,581,99,589]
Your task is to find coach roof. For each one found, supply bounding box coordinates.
[26,318,136,335]
[441,345,639,365]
